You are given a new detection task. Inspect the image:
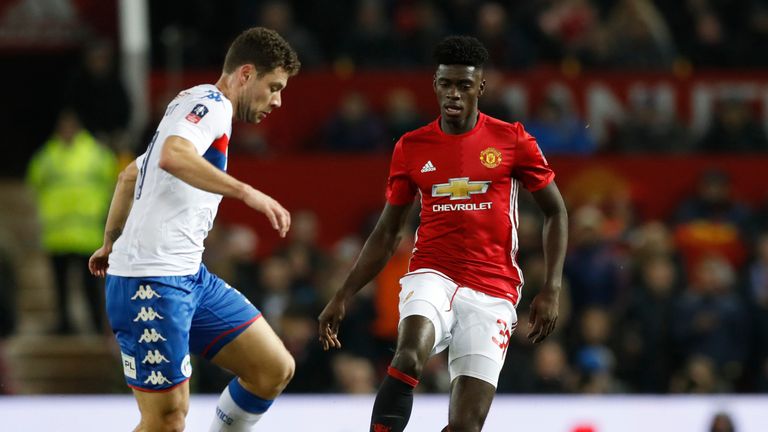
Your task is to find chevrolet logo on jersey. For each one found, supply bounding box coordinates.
[432,177,491,200]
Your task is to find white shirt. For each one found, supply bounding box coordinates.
[109,84,233,276]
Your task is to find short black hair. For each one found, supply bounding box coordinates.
[433,36,489,68]
[223,27,301,76]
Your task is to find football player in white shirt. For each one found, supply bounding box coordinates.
[88,28,300,432]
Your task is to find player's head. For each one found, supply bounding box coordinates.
[223,27,300,124]
[432,36,488,126]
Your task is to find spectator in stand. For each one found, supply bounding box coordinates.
[600,0,676,69]
[26,109,117,334]
[253,256,294,331]
[325,92,387,152]
[565,205,627,317]
[383,88,425,144]
[339,0,398,67]
[671,255,750,388]
[475,2,534,68]
[331,353,378,393]
[370,224,415,369]
[258,1,324,68]
[573,307,624,394]
[275,210,326,307]
[677,0,752,67]
[673,170,752,273]
[530,341,574,393]
[670,355,728,393]
[698,97,768,153]
[477,69,515,122]
[746,1,768,67]
[393,1,447,66]
[745,232,768,391]
[616,255,680,392]
[281,306,334,393]
[525,86,595,155]
[441,0,478,35]
[63,40,131,152]
[614,92,690,153]
[532,0,600,62]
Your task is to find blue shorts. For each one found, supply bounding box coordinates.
[106,264,260,392]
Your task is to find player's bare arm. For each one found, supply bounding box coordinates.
[159,135,291,237]
[88,160,138,278]
[528,181,568,343]
[318,201,414,350]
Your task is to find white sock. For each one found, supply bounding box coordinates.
[209,385,265,431]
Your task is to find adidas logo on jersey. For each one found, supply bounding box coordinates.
[421,161,437,173]
[131,284,161,300]
[138,328,167,343]
[142,349,170,365]
[133,307,164,322]
[144,371,173,386]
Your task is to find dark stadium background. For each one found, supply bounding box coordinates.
[1,1,767,430]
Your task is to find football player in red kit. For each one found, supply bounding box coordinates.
[319,35,568,432]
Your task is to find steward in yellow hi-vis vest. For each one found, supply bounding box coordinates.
[27,111,118,255]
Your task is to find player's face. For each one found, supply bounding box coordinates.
[433,65,485,125]
[238,67,289,124]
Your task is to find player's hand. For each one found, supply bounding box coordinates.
[88,245,112,278]
[318,294,346,351]
[527,288,559,344]
[242,186,291,238]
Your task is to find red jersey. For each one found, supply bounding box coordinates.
[386,113,554,305]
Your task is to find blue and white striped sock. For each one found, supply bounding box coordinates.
[209,378,274,432]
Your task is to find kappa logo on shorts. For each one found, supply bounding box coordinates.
[121,352,137,379]
[138,328,167,343]
[131,284,161,300]
[144,371,173,386]
[142,349,170,365]
[133,307,164,322]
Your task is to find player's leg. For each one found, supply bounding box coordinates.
[370,315,434,432]
[105,273,198,432]
[444,288,517,431]
[207,317,295,431]
[132,382,190,432]
[187,266,292,432]
[370,270,456,432]
[446,368,497,431]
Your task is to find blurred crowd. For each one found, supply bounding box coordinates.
[151,0,768,70]
[2,0,768,399]
[279,83,767,155]
[187,167,768,396]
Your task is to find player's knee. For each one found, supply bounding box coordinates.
[391,349,426,378]
[275,353,295,389]
[144,407,187,432]
[161,410,187,432]
[447,420,482,432]
[244,352,294,396]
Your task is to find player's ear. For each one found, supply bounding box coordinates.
[240,64,255,84]
[479,79,486,97]
[432,74,438,92]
